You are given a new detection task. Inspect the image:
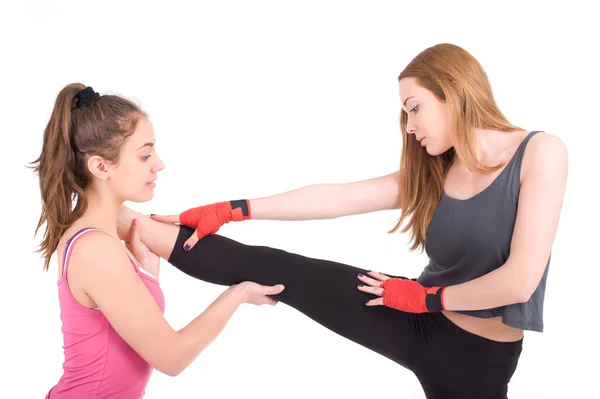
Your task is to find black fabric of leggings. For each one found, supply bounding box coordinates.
[168,226,523,398]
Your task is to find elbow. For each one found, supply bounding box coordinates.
[514,290,532,304]
[163,367,182,378]
[149,350,186,377]
[156,359,183,377]
[513,280,537,304]
[506,261,539,304]
[154,343,206,377]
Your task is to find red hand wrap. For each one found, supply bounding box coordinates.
[179,200,249,238]
[381,278,445,313]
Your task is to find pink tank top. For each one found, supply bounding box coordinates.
[46,228,165,398]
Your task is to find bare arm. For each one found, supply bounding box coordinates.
[76,232,251,377]
[249,170,403,220]
[442,133,568,310]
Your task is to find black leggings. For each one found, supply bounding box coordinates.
[168,226,523,399]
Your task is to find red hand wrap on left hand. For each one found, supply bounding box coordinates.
[381,278,446,313]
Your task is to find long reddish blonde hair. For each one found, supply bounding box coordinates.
[390,43,522,251]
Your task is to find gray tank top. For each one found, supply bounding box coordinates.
[416,131,549,332]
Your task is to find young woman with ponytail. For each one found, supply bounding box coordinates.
[32,83,284,398]
[117,43,568,398]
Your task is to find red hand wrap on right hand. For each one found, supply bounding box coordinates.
[179,201,238,239]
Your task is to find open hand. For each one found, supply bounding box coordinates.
[231,281,285,306]
[124,218,160,278]
[356,271,393,306]
[357,271,444,313]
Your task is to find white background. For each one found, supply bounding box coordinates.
[1,1,598,398]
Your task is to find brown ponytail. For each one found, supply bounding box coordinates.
[30,83,146,271]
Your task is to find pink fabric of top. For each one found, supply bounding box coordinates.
[46,227,165,398]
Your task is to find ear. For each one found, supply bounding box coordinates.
[87,155,112,181]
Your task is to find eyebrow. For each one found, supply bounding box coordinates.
[403,96,415,106]
[137,142,154,150]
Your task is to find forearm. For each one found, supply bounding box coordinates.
[169,288,242,376]
[250,176,400,220]
[249,184,347,220]
[442,262,527,311]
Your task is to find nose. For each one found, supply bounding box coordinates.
[405,113,417,134]
[152,154,165,173]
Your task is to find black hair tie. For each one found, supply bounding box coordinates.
[75,86,100,108]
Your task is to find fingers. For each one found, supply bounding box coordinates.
[128,219,141,243]
[183,230,200,252]
[358,271,389,306]
[256,284,284,305]
[357,284,384,296]
[357,273,384,287]
[150,214,181,224]
[125,219,143,254]
[365,297,384,306]
[243,283,284,306]
[366,271,391,282]
[263,284,285,296]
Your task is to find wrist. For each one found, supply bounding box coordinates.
[229,199,251,221]
[220,285,245,307]
[425,286,446,312]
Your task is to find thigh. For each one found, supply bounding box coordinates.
[416,354,522,399]
[414,313,523,399]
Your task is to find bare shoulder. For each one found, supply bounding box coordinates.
[527,131,567,153]
[522,132,568,178]
[69,231,134,278]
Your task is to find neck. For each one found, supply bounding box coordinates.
[459,128,521,167]
[472,129,499,164]
[77,185,122,238]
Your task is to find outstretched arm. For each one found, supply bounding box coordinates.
[249,170,403,220]
[150,170,403,250]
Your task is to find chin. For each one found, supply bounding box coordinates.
[128,191,155,203]
[425,143,451,157]
[424,145,441,156]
